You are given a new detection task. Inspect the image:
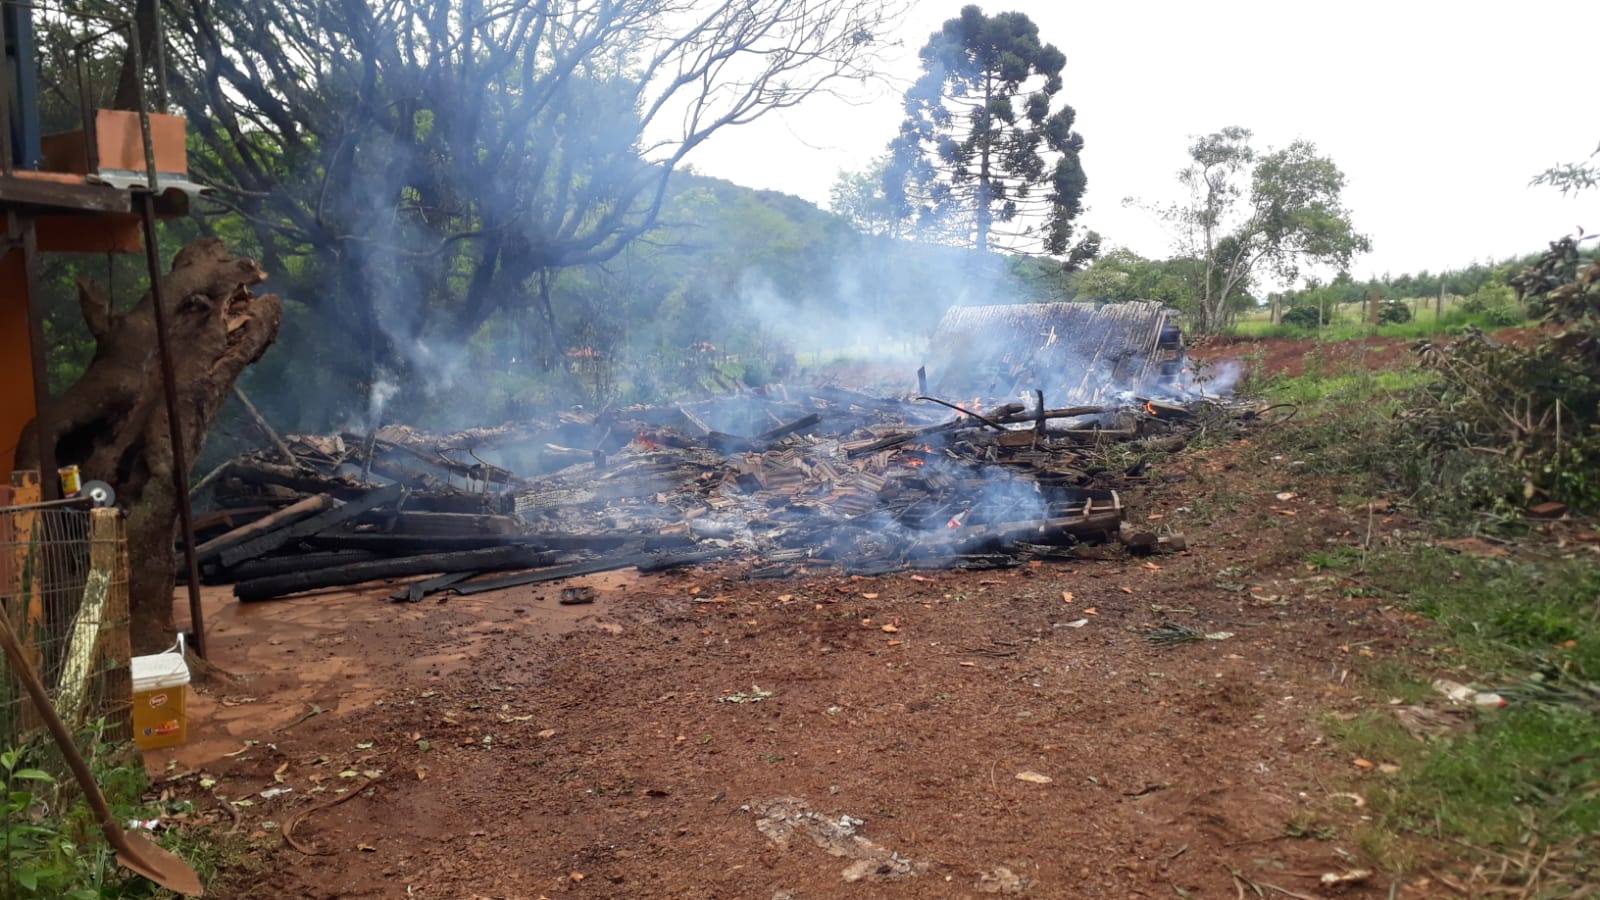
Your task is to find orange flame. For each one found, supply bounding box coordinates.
[1144,401,1158,416]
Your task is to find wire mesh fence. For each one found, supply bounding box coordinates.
[0,500,133,751]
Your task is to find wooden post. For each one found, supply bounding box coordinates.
[1437,283,1445,320]
[91,508,131,741]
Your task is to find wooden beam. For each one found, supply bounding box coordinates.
[0,174,133,213]
[193,493,332,565]
[217,482,405,568]
[234,544,567,602]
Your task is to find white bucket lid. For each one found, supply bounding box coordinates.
[132,637,191,692]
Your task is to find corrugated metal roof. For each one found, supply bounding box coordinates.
[928,300,1176,403]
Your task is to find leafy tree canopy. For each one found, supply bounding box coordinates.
[1147,126,1368,333]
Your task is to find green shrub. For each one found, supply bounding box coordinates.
[1281,305,1321,328]
[1378,301,1412,324]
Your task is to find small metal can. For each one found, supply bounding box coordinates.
[58,465,82,496]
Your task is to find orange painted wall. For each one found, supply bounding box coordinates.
[0,250,37,478]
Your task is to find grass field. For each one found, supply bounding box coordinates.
[1230,296,1527,341]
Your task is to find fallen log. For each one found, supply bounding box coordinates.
[218,482,406,568]
[235,544,567,602]
[194,494,333,565]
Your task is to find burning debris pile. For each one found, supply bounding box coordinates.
[182,299,1251,603]
[187,383,1238,603]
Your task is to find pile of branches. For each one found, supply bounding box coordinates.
[1411,234,1600,513]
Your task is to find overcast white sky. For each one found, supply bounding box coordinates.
[682,0,1597,282]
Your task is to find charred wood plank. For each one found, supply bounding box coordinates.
[391,571,480,603]
[448,544,730,596]
[218,482,407,568]
[449,547,648,595]
[304,531,696,555]
[234,544,566,602]
[208,550,383,584]
[194,494,333,565]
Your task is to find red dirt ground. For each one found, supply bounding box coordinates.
[1191,335,1414,380]
[146,336,1464,898]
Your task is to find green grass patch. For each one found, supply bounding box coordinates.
[1370,548,1600,682]
[1331,546,1600,882]
[1259,364,1600,883]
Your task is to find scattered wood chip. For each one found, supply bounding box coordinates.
[1015,771,1053,784]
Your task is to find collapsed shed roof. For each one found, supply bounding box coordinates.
[927,300,1178,404]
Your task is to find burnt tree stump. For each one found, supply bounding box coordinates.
[18,238,283,653]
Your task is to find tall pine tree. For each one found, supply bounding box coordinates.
[887,5,1086,256]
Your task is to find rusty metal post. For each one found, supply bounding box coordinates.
[137,192,205,657]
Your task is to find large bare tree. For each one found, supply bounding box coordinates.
[162,0,903,387]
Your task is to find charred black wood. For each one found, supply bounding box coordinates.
[210,550,383,584]
[219,482,407,568]
[303,530,696,555]
[638,546,734,573]
[235,544,566,602]
[448,548,648,595]
[915,396,1012,431]
[194,494,333,565]
[391,571,481,603]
